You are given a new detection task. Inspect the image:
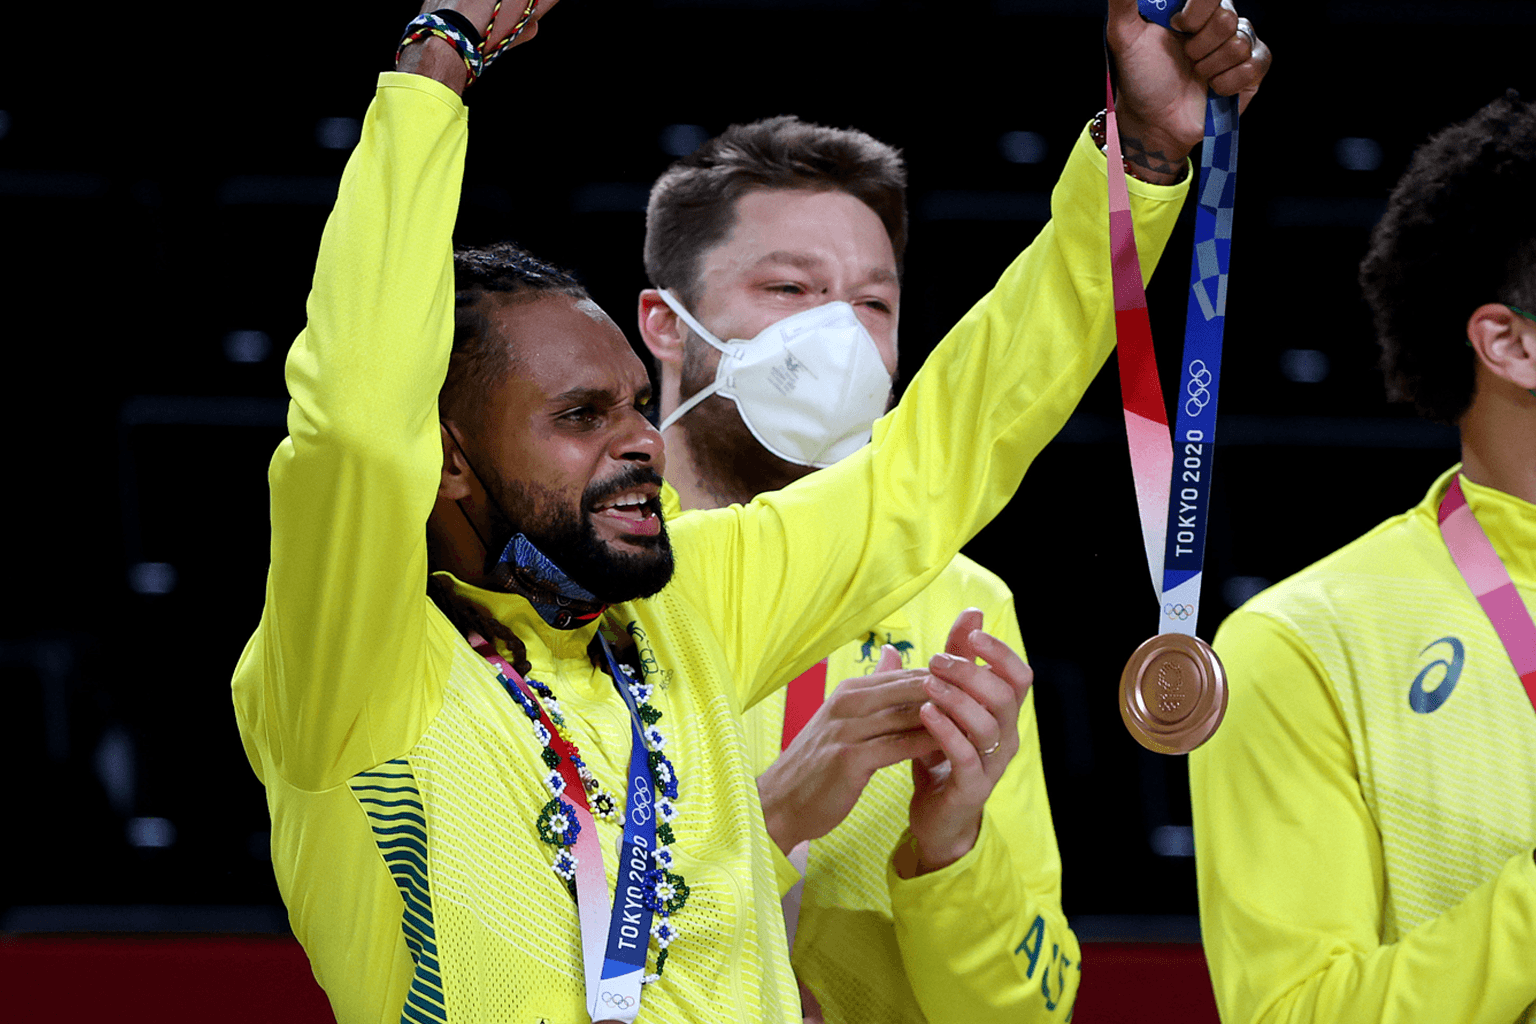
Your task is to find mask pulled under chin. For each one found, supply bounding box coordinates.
[490,533,605,630]
[656,290,892,468]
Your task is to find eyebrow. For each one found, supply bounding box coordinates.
[754,250,899,288]
[548,384,652,408]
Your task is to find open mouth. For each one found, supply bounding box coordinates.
[590,487,663,537]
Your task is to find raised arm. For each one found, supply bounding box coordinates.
[667,0,1267,710]
[237,2,558,790]
[666,132,1179,709]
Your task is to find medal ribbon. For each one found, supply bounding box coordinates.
[1108,0,1239,638]
[472,636,656,1024]
[1437,476,1536,709]
[596,636,660,1011]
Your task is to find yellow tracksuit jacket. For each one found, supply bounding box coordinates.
[1192,468,1536,1024]
[232,71,1184,1024]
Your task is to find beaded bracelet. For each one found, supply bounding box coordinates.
[396,11,485,84]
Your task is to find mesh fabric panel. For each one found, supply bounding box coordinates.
[404,597,798,1022]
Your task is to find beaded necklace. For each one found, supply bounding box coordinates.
[470,633,690,990]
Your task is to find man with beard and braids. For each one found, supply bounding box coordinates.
[230,1,1265,1022]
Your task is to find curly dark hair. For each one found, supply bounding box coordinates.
[1360,90,1536,423]
[643,115,907,307]
[442,241,589,430]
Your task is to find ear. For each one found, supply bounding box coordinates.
[1467,303,1536,392]
[438,421,474,501]
[637,289,687,369]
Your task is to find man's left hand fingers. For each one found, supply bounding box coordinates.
[923,673,1005,757]
[962,631,1035,704]
[943,608,985,660]
[931,650,1021,724]
[918,702,991,789]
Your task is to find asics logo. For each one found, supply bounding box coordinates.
[1408,636,1464,714]
[1184,360,1213,417]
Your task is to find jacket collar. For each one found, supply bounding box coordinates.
[434,572,606,687]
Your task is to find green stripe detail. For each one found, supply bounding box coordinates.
[356,795,426,809]
[351,759,447,1024]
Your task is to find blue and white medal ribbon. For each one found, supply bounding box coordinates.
[1107,0,1236,753]
[1156,89,1237,636]
[476,633,663,1024]
[592,640,658,1022]
[1120,0,1239,641]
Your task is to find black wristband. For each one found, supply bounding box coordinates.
[423,7,484,51]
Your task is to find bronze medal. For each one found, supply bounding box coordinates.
[1119,633,1228,755]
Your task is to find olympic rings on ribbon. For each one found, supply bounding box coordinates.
[1164,603,1196,621]
[602,992,638,1009]
[1184,359,1213,417]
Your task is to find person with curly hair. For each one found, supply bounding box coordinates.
[1191,91,1536,1024]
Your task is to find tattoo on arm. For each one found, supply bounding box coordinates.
[1121,134,1188,185]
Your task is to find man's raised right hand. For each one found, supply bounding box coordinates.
[397,0,564,94]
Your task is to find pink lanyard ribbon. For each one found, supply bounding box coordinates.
[1104,78,1176,609]
[1438,476,1536,709]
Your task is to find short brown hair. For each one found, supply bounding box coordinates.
[643,115,907,307]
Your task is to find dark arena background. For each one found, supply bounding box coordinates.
[2,1,1531,1020]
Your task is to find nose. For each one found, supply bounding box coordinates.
[611,407,665,470]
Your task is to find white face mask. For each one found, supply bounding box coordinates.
[656,289,893,468]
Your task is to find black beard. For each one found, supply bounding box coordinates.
[487,465,675,605]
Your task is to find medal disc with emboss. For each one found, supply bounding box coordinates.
[1119,632,1228,754]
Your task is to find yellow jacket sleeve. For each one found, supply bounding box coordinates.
[1191,610,1536,1024]
[771,842,804,899]
[890,593,1081,1022]
[236,73,466,790]
[667,128,1187,714]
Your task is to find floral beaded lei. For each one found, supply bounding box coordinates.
[498,652,690,983]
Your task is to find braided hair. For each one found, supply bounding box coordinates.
[428,242,590,675]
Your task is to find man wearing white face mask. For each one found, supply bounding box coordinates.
[634,1,1269,1010]
[651,291,893,470]
[637,115,1075,1024]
